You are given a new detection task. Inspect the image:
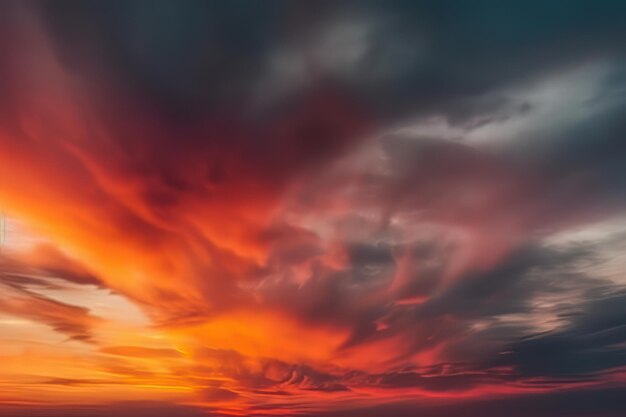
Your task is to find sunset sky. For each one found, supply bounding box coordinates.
[2,1,626,416]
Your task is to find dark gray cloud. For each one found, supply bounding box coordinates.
[497,292,626,378]
[21,0,626,119]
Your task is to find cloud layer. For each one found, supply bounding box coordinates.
[1,1,626,415]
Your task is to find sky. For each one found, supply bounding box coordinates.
[1,1,626,416]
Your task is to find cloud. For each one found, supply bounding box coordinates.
[100,346,183,359]
[298,387,626,417]
[0,401,212,417]
[1,1,626,416]
[0,267,102,342]
[0,294,100,342]
[498,292,626,378]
